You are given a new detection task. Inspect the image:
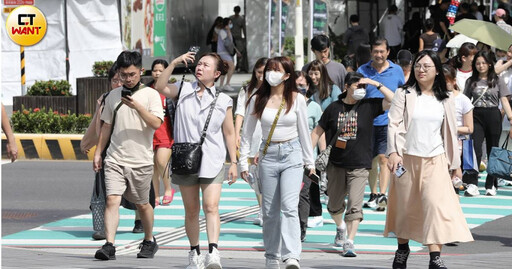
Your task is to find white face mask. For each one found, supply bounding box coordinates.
[265,71,285,86]
[352,88,366,100]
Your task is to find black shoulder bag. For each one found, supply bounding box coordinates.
[171,72,220,175]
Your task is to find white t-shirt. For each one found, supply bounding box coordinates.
[383,14,403,46]
[404,94,445,157]
[101,84,164,168]
[454,93,474,127]
[239,95,315,172]
[456,69,472,92]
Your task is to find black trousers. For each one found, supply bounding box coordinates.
[298,176,312,238]
[308,178,323,217]
[462,107,501,189]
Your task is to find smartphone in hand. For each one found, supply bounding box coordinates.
[304,168,320,185]
[395,163,406,178]
[121,88,131,98]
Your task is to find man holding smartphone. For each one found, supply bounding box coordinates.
[93,51,163,260]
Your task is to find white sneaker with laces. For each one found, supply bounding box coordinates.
[464,184,480,197]
[485,186,497,196]
[186,250,205,269]
[307,216,323,228]
[284,258,300,269]
[205,248,222,269]
[265,258,280,269]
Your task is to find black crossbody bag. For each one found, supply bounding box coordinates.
[171,71,220,175]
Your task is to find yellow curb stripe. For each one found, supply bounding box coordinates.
[1,134,88,161]
[58,137,75,160]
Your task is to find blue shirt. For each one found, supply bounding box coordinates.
[358,60,405,126]
[311,84,343,111]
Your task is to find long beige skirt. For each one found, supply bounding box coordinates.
[384,153,474,245]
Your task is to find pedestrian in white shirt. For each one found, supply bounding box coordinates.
[383,5,403,61]
[240,57,315,269]
[154,52,238,269]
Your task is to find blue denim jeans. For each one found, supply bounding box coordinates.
[258,137,303,261]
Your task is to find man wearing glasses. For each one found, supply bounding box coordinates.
[357,38,405,212]
[93,51,163,260]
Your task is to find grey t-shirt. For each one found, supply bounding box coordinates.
[302,60,347,89]
[464,77,510,108]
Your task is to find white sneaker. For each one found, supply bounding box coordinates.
[342,240,357,257]
[464,184,480,197]
[452,177,463,189]
[186,250,205,269]
[253,212,263,226]
[497,178,512,187]
[284,258,300,269]
[205,248,222,269]
[265,258,280,269]
[307,216,323,228]
[334,222,347,247]
[222,84,235,91]
[485,186,497,196]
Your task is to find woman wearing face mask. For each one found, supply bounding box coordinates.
[310,72,394,258]
[462,50,512,197]
[240,57,315,269]
[234,57,268,226]
[306,60,342,111]
[155,52,238,269]
[386,50,474,269]
[295,71,323,242]
[217,17,237,91]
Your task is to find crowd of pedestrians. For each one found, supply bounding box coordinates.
[76,3,512,269]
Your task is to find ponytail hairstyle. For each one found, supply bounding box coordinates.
[306,60,334,100]
[246,57,269,97]
[198,53,228,82]
[468,50,499,89]
[449,42,478,69]
[249,56,298,119]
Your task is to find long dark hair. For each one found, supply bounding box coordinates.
[405,50,449,101]
[249,57,298,119]
[468,50,499,89]
[449,42,478,69]
[246,57,268,97]
[306,60,334,100]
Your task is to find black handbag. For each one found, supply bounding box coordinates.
[171,78,220,175]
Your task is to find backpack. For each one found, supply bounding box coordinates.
[432,34,445,52]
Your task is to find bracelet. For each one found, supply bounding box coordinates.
[230,161,238,165]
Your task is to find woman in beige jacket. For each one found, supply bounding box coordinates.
[385,50,473,269]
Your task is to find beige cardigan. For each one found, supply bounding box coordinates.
[386,86,461,170]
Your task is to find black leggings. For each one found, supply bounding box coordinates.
[462,107,501,189]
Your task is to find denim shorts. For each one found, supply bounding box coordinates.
[372,125,388,157]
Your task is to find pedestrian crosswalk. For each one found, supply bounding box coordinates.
[3,176,512,255]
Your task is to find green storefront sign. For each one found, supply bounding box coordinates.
[154,0,166,56]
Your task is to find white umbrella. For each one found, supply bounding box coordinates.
[446,34,478,48]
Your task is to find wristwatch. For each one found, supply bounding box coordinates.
[377,83,383,90]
